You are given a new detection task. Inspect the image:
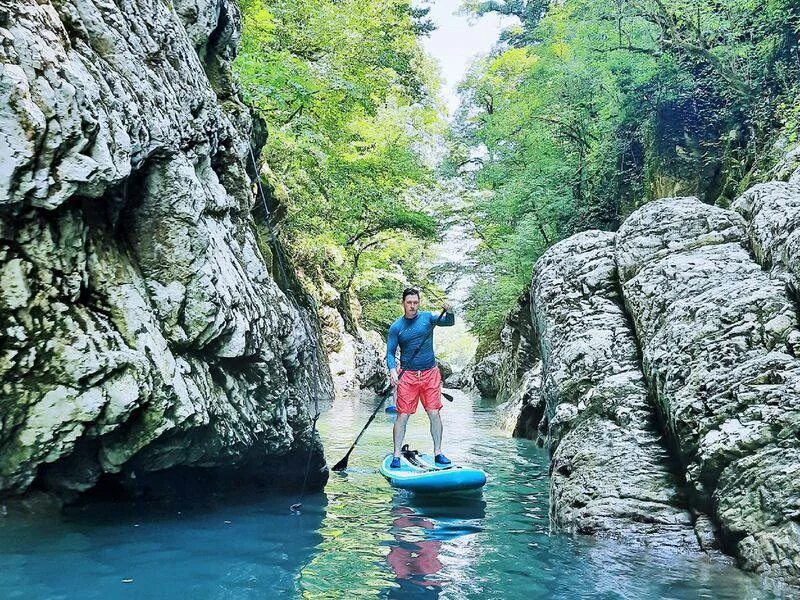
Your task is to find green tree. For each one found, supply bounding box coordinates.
[455,0,800,342]
[235,0,447,332]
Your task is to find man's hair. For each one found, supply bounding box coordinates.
[402,287,420,301]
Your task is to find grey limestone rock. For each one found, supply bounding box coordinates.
[732,180,800,282]
[443,361,475,390]
[495,289,537,403]
[495,363,543,441]
[0,0,333,498]
[532,230,697,546]
[473,292,536,401]
[616,196,800,586]
[495,168,800,586]
[768,144,800,184]
[472,351,502,397]
[436,359,453,382]
[316,280,390,400]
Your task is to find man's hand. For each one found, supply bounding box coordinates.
[389,367,399,386]
[442,302,452,313]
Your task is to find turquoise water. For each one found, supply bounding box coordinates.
[0,390,781,598]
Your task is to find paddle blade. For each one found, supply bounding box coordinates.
[331,453,350,472]
[443,391,454,402]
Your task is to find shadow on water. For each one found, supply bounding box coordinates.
[0,488,328,599]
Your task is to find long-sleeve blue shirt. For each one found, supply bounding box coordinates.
[386,310,455,371]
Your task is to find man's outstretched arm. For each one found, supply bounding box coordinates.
[434,305,455,327]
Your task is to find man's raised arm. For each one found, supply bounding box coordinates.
[435,306,455,327]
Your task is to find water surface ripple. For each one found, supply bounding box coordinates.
[0,390,779,599]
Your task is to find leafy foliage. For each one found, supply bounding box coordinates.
[455,0,800,339]
[235,0,446,322]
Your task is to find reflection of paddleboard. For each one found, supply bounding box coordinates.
[379,451,487,493]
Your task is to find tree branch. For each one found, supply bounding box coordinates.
[640,0,753,97]
[590,44,661,56]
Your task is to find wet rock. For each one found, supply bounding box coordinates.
[532,230,697,546]
[616,196,800,586]
[693,512,721,552]
[472,352,502,397]
[0,0,332,498]
[495,364,543,442]
[1,491,62,519]
[436,359,453,381]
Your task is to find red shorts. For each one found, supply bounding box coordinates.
[396,367,442,414]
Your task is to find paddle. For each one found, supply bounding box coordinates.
[331,308,449,472]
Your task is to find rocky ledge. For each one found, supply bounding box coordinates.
[315,279,390,400]
[0,0,333,501]
[500,167,800,587]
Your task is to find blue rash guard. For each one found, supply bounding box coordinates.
[386,311,455,371]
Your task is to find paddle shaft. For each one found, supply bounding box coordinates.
[331,308,448,471]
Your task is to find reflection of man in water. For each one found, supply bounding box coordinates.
[386,506,443,590]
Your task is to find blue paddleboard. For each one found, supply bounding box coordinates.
[379,452,487,493]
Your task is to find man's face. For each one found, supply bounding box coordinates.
[402,294,420,318]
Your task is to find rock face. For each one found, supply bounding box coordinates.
[318,287,390,400]
[733,180,800,281]
[501,181,800,586]
[471,351,502,397]
[443,359,474,389]
[436,359,453,382]
[0,0,333,499]
[495,364,543,438]
[616,197,800,585]
[532,231,697,546]
[495,290,537,402]
[466,291,537,400]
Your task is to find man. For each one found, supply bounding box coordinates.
[385,287,455,469]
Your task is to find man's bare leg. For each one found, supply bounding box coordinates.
[393,413,410,457]
[427,409,443,455]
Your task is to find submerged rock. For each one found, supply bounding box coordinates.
[0,0,332,500]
